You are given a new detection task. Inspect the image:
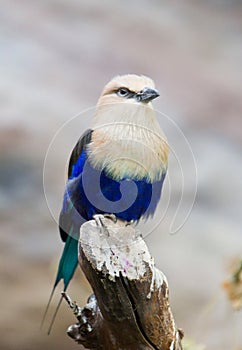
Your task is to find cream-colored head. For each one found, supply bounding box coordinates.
[97,74,158,107]
[88,74,168,182]
[92,74,160,128]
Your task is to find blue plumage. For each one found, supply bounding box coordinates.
[60,132,166,278]
[66,149,165,223]
[53,147,165,305]
[43,74,168,333]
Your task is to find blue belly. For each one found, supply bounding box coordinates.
[63,151,165,224]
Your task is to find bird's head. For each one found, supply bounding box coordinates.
[93,74,160,127]
[97,74,159,107]
[90,74,168,182]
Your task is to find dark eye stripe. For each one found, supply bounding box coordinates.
[115,87,135,98]
[119,88,129,95]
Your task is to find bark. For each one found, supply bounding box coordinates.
[65,218,183,350]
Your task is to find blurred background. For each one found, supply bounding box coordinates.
[1,0,242,349]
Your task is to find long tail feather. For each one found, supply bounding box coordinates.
[47,294,64,335]
[41,231,79,333]
[40,285,55,330]
[55,230,78,288]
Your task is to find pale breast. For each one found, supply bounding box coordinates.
[87,124,168,183]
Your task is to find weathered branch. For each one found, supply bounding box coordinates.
[65,218,183,349]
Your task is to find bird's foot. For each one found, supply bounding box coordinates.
[125,219,134,226]
[92,214,110,236]
[103,213,117,223]
[103,214,133,227]
[93,214,105,228]
[93,214,133,232]
[93,213,117,226]
[93,214,118,236]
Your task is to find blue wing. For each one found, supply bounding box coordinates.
[56,129,94,288]
[59,129,93,242]
[42,129,93,333]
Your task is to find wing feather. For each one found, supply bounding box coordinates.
[59,129,93,242]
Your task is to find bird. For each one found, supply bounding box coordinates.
[42,74,169,332]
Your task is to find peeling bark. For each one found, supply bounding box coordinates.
[65,218,183,350]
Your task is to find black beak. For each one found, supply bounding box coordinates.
[136,87,160,103]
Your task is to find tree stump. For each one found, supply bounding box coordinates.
[65,217,183,350]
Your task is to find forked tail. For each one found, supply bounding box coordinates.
[40,232,79,333]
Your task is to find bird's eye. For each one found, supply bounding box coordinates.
[116,88,129,97]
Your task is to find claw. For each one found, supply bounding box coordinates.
[103,213,117,223]
[93,214,133,233]
[93,214,109,236]
[93,214,105,227]
[125,219,134,226]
